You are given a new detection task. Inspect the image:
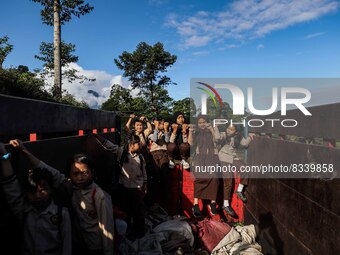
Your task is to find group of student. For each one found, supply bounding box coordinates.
[0,140,114,255]
[0,111,254,255]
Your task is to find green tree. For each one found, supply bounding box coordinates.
[35,41,95,95]
[60,92,89,108]
[0,66,53,100]
[101,84,133,112]
[0,66,89,107]
[114,42,177,114]
[0,36,13,69]
[204,98,233,119]
[145,85,173,116]
[32,0,94,98]
[173,97,196,117]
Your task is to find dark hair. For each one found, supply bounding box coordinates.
[133,118,144,126]
[67,154,94,176]
[228,124,238,131]
[152,116,165,122]
[197,114,209,123]
[22,168,54,192]
[120,133,140,165]
[125,131,141,145]
[173,111,185,124]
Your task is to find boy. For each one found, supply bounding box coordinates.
[91,133,147,239]
[0,142,72,255]
[9,139,114,255]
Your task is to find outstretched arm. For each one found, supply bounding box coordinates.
[125,114,135,133]
[240,133,256,148]
[0,143,14,178]
[89,134,119,154]
[0,142,25,218]
[9,139,65,187]
[9,139,40,167]
[144,118,153,137]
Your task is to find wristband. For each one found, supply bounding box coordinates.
[1,153,11,160]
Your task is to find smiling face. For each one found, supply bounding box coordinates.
[134,121,144,133]
[198,118,207,129]
[70,162,93,188]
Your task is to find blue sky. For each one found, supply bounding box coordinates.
[1,0,340,108]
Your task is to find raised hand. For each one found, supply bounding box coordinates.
[9,139,26,151]
[172,123,178,133]
[182,123,189,133]
[164,122,169,132]
[154,120,159,129]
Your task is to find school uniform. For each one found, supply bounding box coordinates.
[1,173,72,255]
[36,161,114,255]
[192,127,220,201]
[118,149,147,238]
[168,127,190,161]
[99,140,147,238]
[217,132,252,200]
[148,129,170,206]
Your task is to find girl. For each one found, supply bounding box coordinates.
[147,118,170,207]
[125,114,152,156]
[189,115,220,217]
[217,124,255,217]
[168,112,190,169]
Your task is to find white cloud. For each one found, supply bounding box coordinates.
[43,63,131,109]
[167,0,339,48]
[257,44,265,49]
[185,35,211,47]
[304,32,326,39]
[192,50,210,56]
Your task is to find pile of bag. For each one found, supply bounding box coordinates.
[118,204,262,255]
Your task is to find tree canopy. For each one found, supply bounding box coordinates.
[0,36,13,69]
[114,42,177,114]
[32,0,94,25]
[32,0,94,98]
[173,97,196,117]
[35,41,95,91]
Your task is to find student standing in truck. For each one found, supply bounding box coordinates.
[8,139,114,255]
[0,142,72,255]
